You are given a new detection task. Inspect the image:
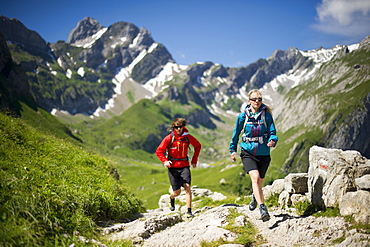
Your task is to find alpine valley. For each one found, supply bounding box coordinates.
[1,15,370,188]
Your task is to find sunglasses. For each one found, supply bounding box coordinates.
[249,97,262,102]
[174,126,184,129]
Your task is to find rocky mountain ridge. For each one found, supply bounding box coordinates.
[1,15,359,117]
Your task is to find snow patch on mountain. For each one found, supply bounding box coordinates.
[348,43,360,52]
[66,69,72,79]
[143,62,188,96]
[77,67,85,77]
[299,43,359,64]
[300,46,341,63]
[73,27,108,49]
[111,37,127,49]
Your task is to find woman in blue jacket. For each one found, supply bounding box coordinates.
[229,89,278,221]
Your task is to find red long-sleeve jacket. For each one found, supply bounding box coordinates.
[156,128,202,168]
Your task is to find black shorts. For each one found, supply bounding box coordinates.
[240,150,271,179]
[168,166,191,191]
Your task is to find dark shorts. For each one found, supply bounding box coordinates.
[240,150,271,179]
[168,166,191,191]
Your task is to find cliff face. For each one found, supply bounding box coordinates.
[0,15,53,61]
[0,31,35,114]
[327,92,370,158]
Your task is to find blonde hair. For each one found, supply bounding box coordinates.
[248,89,272,114]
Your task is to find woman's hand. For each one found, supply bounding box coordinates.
[267,140,276,147]
[231,152,237,162]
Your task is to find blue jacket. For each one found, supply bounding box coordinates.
[229,104,278,156]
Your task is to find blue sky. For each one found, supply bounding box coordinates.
[1,0,370,67]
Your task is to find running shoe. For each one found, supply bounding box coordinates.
[249,193,257,211]
[186,212,194,218]
[259,204,270,222]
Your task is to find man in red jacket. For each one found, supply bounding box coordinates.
[156,118,202,218]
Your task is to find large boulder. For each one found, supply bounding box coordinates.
[307,146,370,208]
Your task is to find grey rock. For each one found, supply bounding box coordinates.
[233,215,246,227]
[284,173,308,194]
[263,178,285,200]
[290,194,308,206]
[339,190,370,225]
[278,190,291,208]
[355,174,370,190]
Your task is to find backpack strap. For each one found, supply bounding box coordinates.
[261,110,267,130]
[243,106,268,131]
[242,106,269,143]
[169,132,175,147]
[169,132,189,146]
[167,132,190,161]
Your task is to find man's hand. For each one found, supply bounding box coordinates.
[191,163,197,168]
[231,152,237,162]
[164,160,172,168]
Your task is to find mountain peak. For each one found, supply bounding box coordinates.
[67,17,104,45]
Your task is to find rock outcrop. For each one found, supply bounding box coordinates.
[266,146,370,225]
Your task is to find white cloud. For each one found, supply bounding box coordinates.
[313,0,370,37]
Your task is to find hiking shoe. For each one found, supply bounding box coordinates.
[169,198,175,211]
[259,204,270,222]
[249,193,257,211]
[186,212,194,218]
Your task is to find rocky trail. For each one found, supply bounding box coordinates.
[100,146,370,247]
[102,201,368,247]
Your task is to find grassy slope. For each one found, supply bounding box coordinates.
[0,109,144,246]
[69,99,172,163]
